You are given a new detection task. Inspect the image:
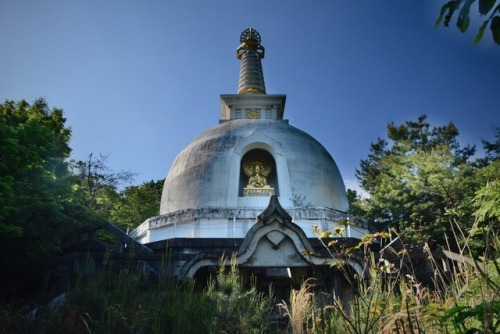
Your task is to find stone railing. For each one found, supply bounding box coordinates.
[130,206,368,239]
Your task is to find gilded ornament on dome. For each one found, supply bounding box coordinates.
[247,109,260,119]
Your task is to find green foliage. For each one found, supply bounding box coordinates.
[1,256,273,333]
[356,115,488,248]
[438,229,500,333]
[310,222,500,334]
[436,0,500,44]
[206,255,273,333]
[45,260,217,334]
[71,154,162,232]
[71,153,135,212]
[109,179,164,231]
[440,301,500,333]
[0,99,70,234]
[2,203,499,333]
[70,153,143,242]
[287,229,427,333]
[0,99,86,294]
[346,189,367,218]
[0,97,154,298]
[473,160,500,224]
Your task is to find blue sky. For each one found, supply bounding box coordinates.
[1,1,499,193]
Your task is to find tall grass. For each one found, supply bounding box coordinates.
[278,223,500,334]
[39,257,217,333]
[0,253,273,334]
[2,226,498,333]
[206,255,273,333]
[278,279,315,334]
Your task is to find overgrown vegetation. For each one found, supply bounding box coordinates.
[279,232,499,333]
[1,100,498,333]
[2,232,498,333]
[206,256,274,333]
[1,255,273,333]
[0,99,164,296]
[277,156,500,333]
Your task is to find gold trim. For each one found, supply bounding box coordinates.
[244,188,275,197]
[247,109,260,119]
[238,87,266,95]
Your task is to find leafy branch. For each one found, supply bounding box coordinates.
[436,0,500,45]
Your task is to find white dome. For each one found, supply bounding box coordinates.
[160,119,348,214]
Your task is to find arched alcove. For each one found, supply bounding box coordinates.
[239,149,279,197]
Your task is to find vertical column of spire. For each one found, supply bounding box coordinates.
[237,28,266,95]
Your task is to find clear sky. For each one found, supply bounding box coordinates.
[1,1,499,193]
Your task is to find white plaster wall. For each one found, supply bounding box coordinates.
[137,217,369,243]
[160,119,348,215]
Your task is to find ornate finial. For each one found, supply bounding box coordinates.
[237,27,266,95]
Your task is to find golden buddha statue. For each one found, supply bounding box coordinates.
[243,159,274,196]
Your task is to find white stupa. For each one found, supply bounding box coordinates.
[131,29,369,296]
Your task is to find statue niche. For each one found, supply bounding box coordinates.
[243,159,275,197]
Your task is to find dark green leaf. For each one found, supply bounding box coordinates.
[439,305,472,323]
[458,15,471,31]
[445,0,464,27]
[0,224,24,237]
[491,15,500,44]
[436,1,463,27]
[478,0,496,15]
[474,19,490,44]
[458,0,474,32]
[436,2,452,27]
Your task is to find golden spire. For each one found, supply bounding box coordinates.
[237,27,266,95]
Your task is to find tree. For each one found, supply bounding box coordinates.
[356,115,488,249]
[109,179,164,231]
[72,153,135,212]
[0,99,158,297]
[346,189,367,218]
[0,99,82,294]
[471,129,500,240]
[436,0,500,45]
[70,154,164,237]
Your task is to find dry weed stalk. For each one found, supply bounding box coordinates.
[278,279,315,334]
